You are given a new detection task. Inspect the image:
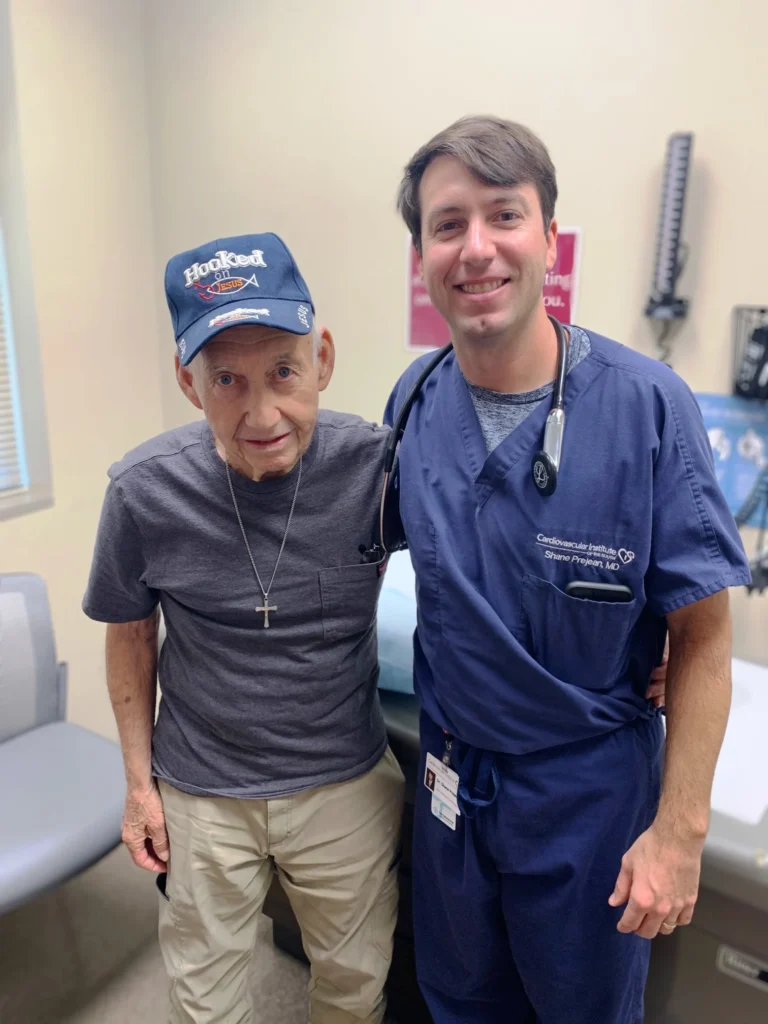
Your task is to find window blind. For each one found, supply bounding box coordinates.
[0,237,25,496]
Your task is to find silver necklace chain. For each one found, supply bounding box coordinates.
[225,456,303,627]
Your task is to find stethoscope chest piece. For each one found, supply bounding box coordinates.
[530,317,568,498]
[532,451,558,496]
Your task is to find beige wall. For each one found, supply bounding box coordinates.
[3,0,163,738]
[145,0,766,426]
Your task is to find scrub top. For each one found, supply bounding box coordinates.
[384,328,751,755]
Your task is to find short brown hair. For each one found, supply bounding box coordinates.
[397,115,558,251]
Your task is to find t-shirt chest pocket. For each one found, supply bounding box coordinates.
[516,572,639,691]
[318,562,383,642]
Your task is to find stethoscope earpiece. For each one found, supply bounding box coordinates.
[532,452,558,496]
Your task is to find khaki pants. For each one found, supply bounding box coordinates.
[157,747,405,1024]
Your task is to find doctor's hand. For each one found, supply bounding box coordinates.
[122,783,170,873]
[608,822,703,939]
[644,637,669,708]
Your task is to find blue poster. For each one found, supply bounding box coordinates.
[695,393,768,528]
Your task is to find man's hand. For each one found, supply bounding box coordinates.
[122,783,170,873]
[644,636,669,709]
[608,822,703,938]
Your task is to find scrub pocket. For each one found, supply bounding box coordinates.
[517,573,638,691]
[319,562,383,641]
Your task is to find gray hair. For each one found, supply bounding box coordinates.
[397,115,558,252]
[311,323,322,362]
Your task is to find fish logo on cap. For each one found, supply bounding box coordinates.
[194,273,260,302]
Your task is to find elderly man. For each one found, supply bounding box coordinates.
[83,233,404,1024]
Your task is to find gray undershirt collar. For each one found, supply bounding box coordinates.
[464,325,592,454]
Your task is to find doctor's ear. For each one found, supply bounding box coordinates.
[415,245,424,282]
[545,217,559,272]
[176,354,203,411]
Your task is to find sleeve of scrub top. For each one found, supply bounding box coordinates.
[383,379,403,427]
[384,360,424,427]
[645,378,752,616]
[82,478,160,623]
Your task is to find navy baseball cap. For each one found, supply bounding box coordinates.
[164,232,315,366]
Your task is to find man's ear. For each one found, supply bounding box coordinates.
[415,245,424,283]
[176,354,203,410]
[546,217,559,272]
[315,326,335,393]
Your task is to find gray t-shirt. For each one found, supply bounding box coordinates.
[82,411,390,799]
[466,325,592,452]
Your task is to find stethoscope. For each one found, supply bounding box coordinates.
[359,315,569,564]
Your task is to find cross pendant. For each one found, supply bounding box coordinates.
[256,601,277,628]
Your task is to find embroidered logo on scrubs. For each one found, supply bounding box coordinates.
[536,533,633,573]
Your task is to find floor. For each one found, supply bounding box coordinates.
[61,915,311,1024]
[0,846,312,1024]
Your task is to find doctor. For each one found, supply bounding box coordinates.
[385,115,751,1024]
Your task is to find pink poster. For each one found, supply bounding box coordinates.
[405,227,582,352]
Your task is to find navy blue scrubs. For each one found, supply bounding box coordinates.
[384,329,750,1023]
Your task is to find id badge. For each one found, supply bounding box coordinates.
[425,752,460,830]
